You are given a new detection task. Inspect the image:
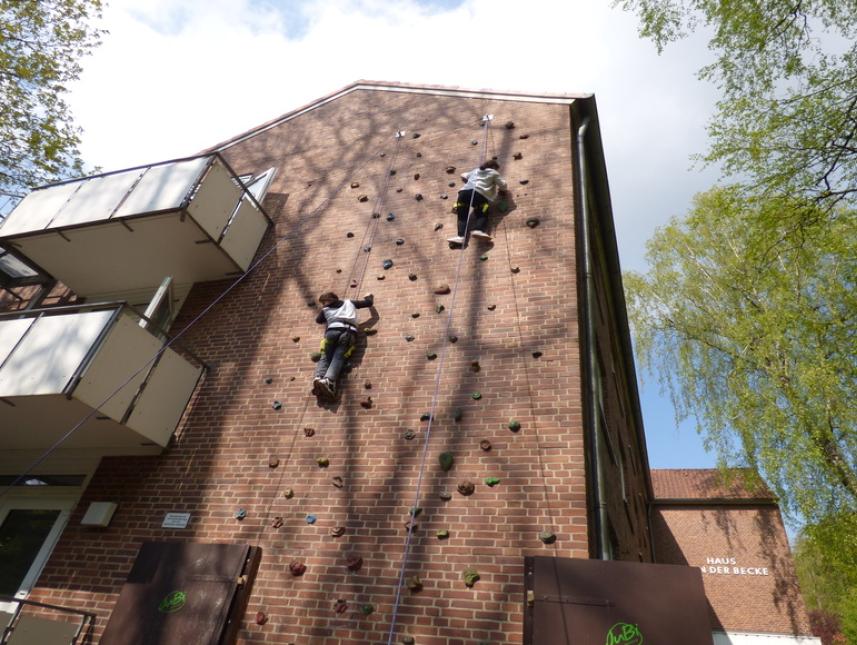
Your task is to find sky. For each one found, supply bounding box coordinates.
[67,0,724,470]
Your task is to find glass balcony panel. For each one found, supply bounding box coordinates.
[48,169,144,229]
[0,183,80,237]
[220,198,268,270]
[113,157,210,217]
[0,319,35,366]
[186,159,242,241]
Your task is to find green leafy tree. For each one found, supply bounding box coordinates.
[615,0,857,211]
[624,187,856,522]
[0,0,104,196]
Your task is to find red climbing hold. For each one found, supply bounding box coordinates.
[289,561,307,576]
[346,554,363,572]
[304,427,315,437]
[269,456,280,468]
[360,396,373,409]
[334,598,348,614]
[255,611,268,625]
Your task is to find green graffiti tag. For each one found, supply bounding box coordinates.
[158,590,187,614]
[605,622,643,645]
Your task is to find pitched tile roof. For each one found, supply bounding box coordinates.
[651,468,774,502]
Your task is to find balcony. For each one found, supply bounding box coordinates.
[0,303,204,455]
[0,155,273,299]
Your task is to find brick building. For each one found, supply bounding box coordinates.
[0,81,818,644]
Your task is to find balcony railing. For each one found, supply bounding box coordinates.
[0,302,204,455]
[0,154,273,299]
[1,596,94,645]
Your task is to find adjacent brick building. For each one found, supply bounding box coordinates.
[0,81,818,644]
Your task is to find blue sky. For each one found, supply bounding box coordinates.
[67,0,722,471]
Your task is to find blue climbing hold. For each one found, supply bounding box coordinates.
[234,508,247,520]
[387,212,396,221]
[306,514,317,525]
[383,259,394,270]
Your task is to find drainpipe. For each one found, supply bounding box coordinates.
[576,116,611,560]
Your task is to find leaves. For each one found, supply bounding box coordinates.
[0,0,105,194]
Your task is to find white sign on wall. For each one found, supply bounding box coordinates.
[700,557,769,576]
[162,512,191,529]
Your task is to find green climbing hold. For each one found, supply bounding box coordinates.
[508,419,521,432]
[361,603,375,616]
[471,392,482,400]
[317,457,330,467]
[435,304,445,314]
[539,531,557,544]
[439,452,454,471]
[426,351,437,360]
[310,352,322,362]
[462,568,481,588]
[479,254,488,261]
[484,477,501,487]
[436,529,450,539]
[272,400,283,410]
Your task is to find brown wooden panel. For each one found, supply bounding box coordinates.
[101,542,259,645]
[524,557,713,645]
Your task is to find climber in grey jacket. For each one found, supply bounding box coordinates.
[447,159,508,245]
[312,291,375,399]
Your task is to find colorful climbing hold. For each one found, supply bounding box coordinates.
[439,452,454,471]
[304,427,315,437]
[404,335,415,342]
[448,335,458,343]
[420,412,433,421]
[409,272,418,280]
[479,254,488,261]
[255,611,268,625]
[457,481,475,496]
[439,491,452,501]
[387,212,395,221]
[519,133,530,139]
[234,508,247,520]
[448,181,456,187]
[411,312,420,318]
[435,305,445,314]
[404,519,418,532]
[511,266,521,274]
[272,400,283,410]
[283,488,294,499]
[269,456,280,468]
[487,304,496,311]
[317,457,330,467]
[484,477,501,487]
[361,603,375,616]
[383,259,393,269]
[414,193,423,201]
[406,577,423,592]
[539,531,557,544]
[505,121,515,129]
[347,232,354,238]
[310,352,322,362]
[409,507,423,518]
[471,139,478,145]
[508,419,521,432]
[264,376,273,384]
[471,392,482,400]
[350,181,360,188]
[396,238,404,245]
[346,554,363,572]
[434,222,443,231]
[291,336,300,342]
[426,351,437,360]
[440,194,448,200]
[470,361,481,372]
[272,516,284,529]
[446,166,456,174]
[306,514,317,524]
[480,439,492,451]
[433,284,451,295]
[330,526,346,537]
[334,598,348,614]
[520,179,530,185]
[532,351,543,359]
[377,275,385,281]
[289,561,306,576]
[414,173,420,180]
[332,476,344,488]
[403,429,416,440]
[358,194,369,202]
[513,152,523,160]
[436,529,450,539]
[372,212,381,219]
[526,217,540,228]
[462,568,481,587]
[360,396,373,409]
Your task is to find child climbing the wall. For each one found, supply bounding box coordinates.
[447,159,508,246]
[312,291,375,400]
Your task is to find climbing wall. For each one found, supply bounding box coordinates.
[31,87,602,644]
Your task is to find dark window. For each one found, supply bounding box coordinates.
[0,509,61,595]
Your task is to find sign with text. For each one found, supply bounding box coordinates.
[700,556,769,576]
[162,512,191,529]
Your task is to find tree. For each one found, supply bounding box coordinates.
[0,0,104,196]
[615,0,857,211]
[624,187,856,522]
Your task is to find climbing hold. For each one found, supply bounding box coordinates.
[380,152,386,157]
[330,526,346,537]
[334,598,348,614]
[426,351,437,360]
[317,457,330,467]
[539,531,557,545]
[532,351,543,359]
[462,568,481,588]
[358,194,369,202]
[433,284,451,295]
[508,419,521,432]
[360,396,373,409]
[471,139,478,145]
[304,427,315,437]
[439,452,454,471]
[436,529,450,539]
[363,245,371,252]
[364,381,372,389]
[440,194,448,200]
[520,179,530,185]
[457,481,475,496]
[283,488,294,499]
[364,328,378,336]
[409,507,423,518]
[346,554,363,572]
[383,259,393,270]
[513,152,523,160]
[403,429,416,440]
[433,223,443,231]
[504,121,515,129]
[350,181,360,188]
[332,476,344,488]
[406,577,423,592]
[446,166,456,174]
[361,603,375,616]
[414,173,420,180]
[307,300,316,307]
[448,335,458,343]
[511,266,521,274]
[306,514,317,524]
[435,305,445,314]
[255,611,268,625]
[396,238,405,245]
[519,133,530,139]
[350,280,358,288]
[290,376,296,381]
[448,181,456,187]
[389,169,397,176]
[487,304,496,311]
[484,477,501,487]
[452,408,463,422]
[411,312,420,318]
[272,400,283,410]
[347,231,354,238]
[377,275,385,281]
[372,212,381,219]
[404,519,418,532]
[402,638,415,645]
[387,212,395,221]
[526,217,540,228]
[412,132,421,139]
[415,193,423,201]
[396,187,403,193]
[269,456,280,468]
[439,491,452,501]
[272,516,284,529]
[404,335,415,342]
[408,272,418,280]
[480,439,492,451]
[264,376,273,384]
[479,254,488,261]
[471,392,482,400]
[291,336,300,342]
[234,508,247,521]
[470,361,481,372]
[420,413,433,421]
[289,561,306,576]
[310,352,322,362]
[416,152,422,158]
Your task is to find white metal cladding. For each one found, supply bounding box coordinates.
[0,311,114,397]
[126,347,203,446]
[113,157,210,217]
[49,168,143,228]
[0,182,80,236]
[0,318,34,367]
[713,632,822,644]
[220,197,268,270]
[186,158,242,240]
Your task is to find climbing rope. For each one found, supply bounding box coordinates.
[385,113,494,645]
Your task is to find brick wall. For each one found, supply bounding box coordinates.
[30,88,603,644]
